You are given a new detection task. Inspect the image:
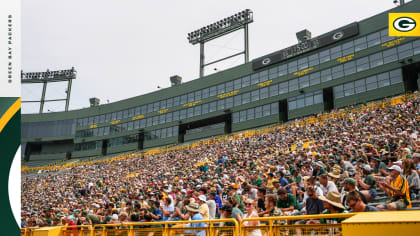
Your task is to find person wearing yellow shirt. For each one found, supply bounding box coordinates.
[377,165,411,210]
[198,195,209,220]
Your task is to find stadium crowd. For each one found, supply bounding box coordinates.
[21,94,420,230]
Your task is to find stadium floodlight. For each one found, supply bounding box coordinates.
[187,9,253,77]
[21,67,77,113]
[187,9,253,45]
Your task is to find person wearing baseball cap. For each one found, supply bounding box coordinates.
[197,195,209,220]
[356,165,377,201]
[377,165,412,210]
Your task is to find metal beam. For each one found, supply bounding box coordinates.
[65,79,72,112]
[203,51,244,67]
[39,82,47,114]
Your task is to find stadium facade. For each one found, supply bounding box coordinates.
[22,2,420,165]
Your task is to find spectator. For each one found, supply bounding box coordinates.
[207,192,217,220]
[402,159,420,200]
[184,202,206,236]
[276,188,300,215]
[377,165,412,210]
[198,195,209,220]
[241,199,262,236]
[318,191,348,224]
[356,165,377,201]
[318,174,338,196]
[346,191,379,212]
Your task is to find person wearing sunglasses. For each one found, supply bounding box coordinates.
[240,199,262,236]
[346,191,379,212]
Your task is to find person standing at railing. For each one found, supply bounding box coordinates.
[240,199,262,236]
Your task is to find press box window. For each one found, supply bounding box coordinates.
[217,99,225,110]
[365,76,378,91]
[217,84,225,95]
[180,95,188,105]
[355,79,366,94]
[287,60,298,73]
[160,100,167,110]
[308,53,319,67]
[153,116,159,125]
[153,102,159,112]
[397,43,413,59]
[268,67,278,80]
[263,104,271,116]
[234,79,242,90]
[260,87,269,100]
[383,48,398,64]
[239,111,247,122]
[194,105,201,116]
[179,109,187,120]
[251,90,260,102]
[187,107,194,118]
[225,81,234,92]
[209,86,217,97]
[356,57,369,72]
[242,76,251,87]
[166,98,173,108]
[279,81,288,94]
[299,75,309,89]
[187,93,194,103]
[259,70,269,82]
[367,32,381,48]
[369,52,383,68]
[319,49,330,63]
[344,81,355,96]
[377,72,390,88]
[269,84,279,97]
[271,103,279,114]
[331,65,343,80]
[298,57,308,70]
[202,88,209,99]
[209,101,217,112]
[255,106,262,119]
[289,78,299,91]
[354,37,367,52]
[225,97,233,108]
[242,92,250,104]
[342,41,354,56]
[251,73,259,85]
[344,61,356,76]
[173,96,180,106]
[389,69,403,85]
[278,64,288,77]
[247,108,254,120]
[330,45,342,60]
[202,103,209,115]
[233,112,240,123]
[321,69,332,83]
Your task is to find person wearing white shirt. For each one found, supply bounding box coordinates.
[318,174,338,196]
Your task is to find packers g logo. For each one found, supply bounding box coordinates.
[389,13,420,37]
[262,58,271,65]
[393,17,416,32]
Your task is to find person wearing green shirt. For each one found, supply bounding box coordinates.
[276,188,300,215]
[251,173,263,187]
[372,156,388,177]
[356,165,377,201]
